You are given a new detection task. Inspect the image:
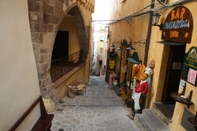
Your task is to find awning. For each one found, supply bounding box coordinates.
[127,57,139,64]
[156,41,186,46]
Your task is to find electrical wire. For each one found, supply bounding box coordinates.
[92,0,194,24]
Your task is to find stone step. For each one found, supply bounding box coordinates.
[152,102,172,125]
[143,109,170,131]
[134,113,155,131]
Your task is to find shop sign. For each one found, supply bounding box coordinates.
[162,6,193,43]
[181,46,197,86]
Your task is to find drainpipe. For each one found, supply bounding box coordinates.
[144,0,155,65]
[142,0,155,110]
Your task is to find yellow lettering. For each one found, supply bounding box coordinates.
[175,8,180,19]
[171,10,175,20]
[171,8,186,20]
[170,31,179,38]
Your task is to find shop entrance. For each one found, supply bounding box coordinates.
[162,44,186,110]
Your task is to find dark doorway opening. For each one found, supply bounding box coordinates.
[52,31,69,60]
[162,44,186,112]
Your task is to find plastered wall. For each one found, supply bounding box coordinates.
[0,0,41,130]
[59,14,80,54]
[55,65,86,100]
[108,0,151,83]
[148,1,197,131]
[105,0,197,130]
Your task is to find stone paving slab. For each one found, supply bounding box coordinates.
[51,76,140,131]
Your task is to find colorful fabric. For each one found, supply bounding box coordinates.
[135,80,149,95]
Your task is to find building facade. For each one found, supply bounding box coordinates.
[0,0,95,130]
[28,0,95,107]
[91,23,108,76]
[1,0,197,130]
[106,0,197,131]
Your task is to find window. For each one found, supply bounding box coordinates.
[100,36,104,41]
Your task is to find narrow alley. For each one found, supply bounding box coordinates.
[51,75,140,131]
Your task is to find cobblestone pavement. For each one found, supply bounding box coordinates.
[51,75,140,131]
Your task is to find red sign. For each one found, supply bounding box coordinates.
[162,6,193,43]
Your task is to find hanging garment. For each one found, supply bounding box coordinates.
[136,64,146,82]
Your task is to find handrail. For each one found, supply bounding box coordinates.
[9,96,41,131]
[50,49,83,82]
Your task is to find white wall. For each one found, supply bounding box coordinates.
[0,0,41,130]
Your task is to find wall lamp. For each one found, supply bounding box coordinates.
[152,12,163,30]
[110,44,115,48]
[127,44,135,50]
[117,47,122,50]
[127,39,135,50]
[127,41,135,50]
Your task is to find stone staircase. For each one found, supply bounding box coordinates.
[133,102,172,131]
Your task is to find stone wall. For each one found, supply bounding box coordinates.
[27,0,94,109]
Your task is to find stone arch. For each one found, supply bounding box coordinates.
[59,4,89,62]
[28,1,89,106]
[71,7,89,62]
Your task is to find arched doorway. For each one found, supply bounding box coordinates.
[50,7,86,82]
